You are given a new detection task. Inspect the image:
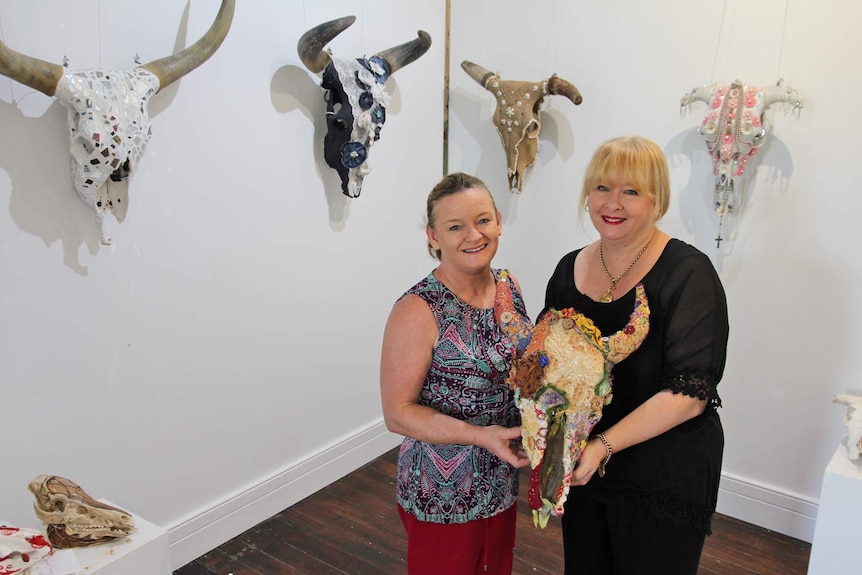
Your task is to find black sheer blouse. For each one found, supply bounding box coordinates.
[544,239,729,533]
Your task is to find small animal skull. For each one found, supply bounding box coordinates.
[834,394,862,461]
[28,474,135,548]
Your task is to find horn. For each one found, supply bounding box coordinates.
[547,75,583,105]
[0,38,64,97]
[373,31,432,75]
[140,0,235,92]
[460,60,497,90]
[297,15,356,74]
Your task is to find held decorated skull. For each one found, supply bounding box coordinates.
[0,0,235,245]
[681,79,803,247]
[28,475,135,548]
[298,16,432,198]
[462,61,582,192]
[494,271,650,528]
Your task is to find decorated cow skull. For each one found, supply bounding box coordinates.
[0,0,235,244]
[681,79,803,247]
[494,271,649,527]
[28,474,135,548]
[834,394,862,461]
[461,61,582,192]
[298,16,432,198]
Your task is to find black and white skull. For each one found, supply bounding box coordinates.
[298,16,431,198]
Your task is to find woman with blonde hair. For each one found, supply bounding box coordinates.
[544,136,729,574]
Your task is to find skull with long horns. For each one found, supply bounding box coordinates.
[462,61,582,192]
[0,0,235,245]
[298,16,431,198]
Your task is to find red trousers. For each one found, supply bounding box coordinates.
[398,504,518,575]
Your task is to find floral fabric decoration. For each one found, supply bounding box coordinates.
[495,272,650,527]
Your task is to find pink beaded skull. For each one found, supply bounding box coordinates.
[681,79,803,246]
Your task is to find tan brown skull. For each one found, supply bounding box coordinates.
[28,475,135,548]
[462,60,582,192]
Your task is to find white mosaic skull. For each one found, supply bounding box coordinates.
[0,0,235,244]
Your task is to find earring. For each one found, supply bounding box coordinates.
[584,204,590,212]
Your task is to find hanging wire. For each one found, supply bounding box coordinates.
[776,0,791,79]
[544,0,563,75]
[360,0,366,57]
[710,0,730,83]
[98,0,102,69]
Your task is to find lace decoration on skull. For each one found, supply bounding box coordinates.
[495,273,650,527]
[324,56,391,198]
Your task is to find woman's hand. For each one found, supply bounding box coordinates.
[569,438,605,486]
[477,425,530,468]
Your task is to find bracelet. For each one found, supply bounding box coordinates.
[596,434,613,478]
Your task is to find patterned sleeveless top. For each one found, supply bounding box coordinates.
[395,269,529,524]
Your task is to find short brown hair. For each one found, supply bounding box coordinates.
[579,136,670,220]
[425,172,496,260]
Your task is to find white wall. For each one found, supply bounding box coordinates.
[0,0,445,567]
[2,0,860,569]
[449,0,862,543]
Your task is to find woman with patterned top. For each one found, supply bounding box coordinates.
[380,172,532,575]
[545,137,729,575]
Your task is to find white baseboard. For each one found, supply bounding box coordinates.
[166,419,403,570]
[716,470,817,543]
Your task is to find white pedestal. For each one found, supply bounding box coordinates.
[70,501,171,575]
[807,444,862,574]
[21,501,172,575]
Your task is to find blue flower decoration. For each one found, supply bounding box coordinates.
[359,91,374,110]
[340,142,367,169]
[539,353,549,368]
[366,56,391,84]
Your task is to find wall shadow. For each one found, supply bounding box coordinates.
[665,123,795,273]
[0,98,101,274]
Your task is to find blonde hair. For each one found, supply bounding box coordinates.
[579,136,670,220]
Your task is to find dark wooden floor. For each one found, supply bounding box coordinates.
[175,448,810,575]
